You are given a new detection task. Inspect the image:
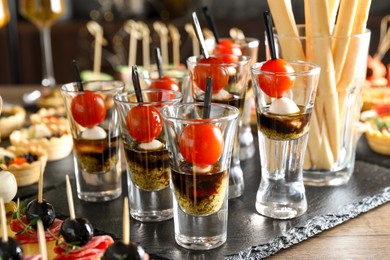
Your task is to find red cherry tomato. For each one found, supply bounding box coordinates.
[179,124,224,166]
[71,90,106,128]
[257,59,295,98]
[149,76,180,101]
[149,76,180,91]
[126,106,162,143]
[193,57,229,94]
[373,103,390,116]
[213,39,242,58]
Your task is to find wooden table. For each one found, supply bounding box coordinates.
[1,85,389,259]
[270,203,390,259]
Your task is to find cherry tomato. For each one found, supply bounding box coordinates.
[71,91,106,128]
[179,124,224,166]
[8,157,27,165]
[126,106,162,143]
[213,39,242,58]
[150,76,180,91]
[193,57,229,94]
[149,76,180,101]
[373,103,390,116]
[257,59,295,98]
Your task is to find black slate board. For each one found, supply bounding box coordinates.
[29,134,390,259]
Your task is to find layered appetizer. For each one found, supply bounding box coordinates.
[124,102,170,191]
[70,88,119,174]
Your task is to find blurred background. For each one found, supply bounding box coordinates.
[0,0,388,85]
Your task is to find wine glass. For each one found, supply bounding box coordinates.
[0,0,10,28]
[19,0,65,104]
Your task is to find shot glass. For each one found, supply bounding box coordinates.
[187,54,250,199]
[139,66,191,103]
[251,61,320,219]
[207,37,260,160]
[61,81,124,202]
[114,89,182,222]
[161,103,239,250]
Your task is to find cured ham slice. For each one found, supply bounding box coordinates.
[53,235,114,260]
[10,216,63,244]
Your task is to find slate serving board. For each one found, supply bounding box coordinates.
[19,135,390,259]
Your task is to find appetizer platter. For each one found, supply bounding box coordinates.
[1,0,390,259]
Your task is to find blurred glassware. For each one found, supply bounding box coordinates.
[0,0,10,28]
[19,0,65,104]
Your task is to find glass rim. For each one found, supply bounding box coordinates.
[61,80,125,94]
[272,24,371,40]
[113,89,183,106]
[186,54,252,66]
[160,102,240,123]
[251,60,321,76]
[205,37,260,47]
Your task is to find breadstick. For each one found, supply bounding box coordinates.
[337,0,372,91]
[267,0,305,60]
[328,0,340,33]
[332,0,358,83]
[305,0,339,165]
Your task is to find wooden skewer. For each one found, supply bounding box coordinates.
[86,21,105,75]
[168,24,181,67]
[65,175,76,220]
[229,27,245,40]
[37,220,48,260]
[124,20,140,67]
[185,23,200,56]
[137,21,151,68]
[0,197,8,242]
[123,197,129,245]
[202,28,214,40]
[153,22,169,67]
[38,163,44,203]
[375,15,390,60]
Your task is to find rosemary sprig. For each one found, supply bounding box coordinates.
[47,228,82,255]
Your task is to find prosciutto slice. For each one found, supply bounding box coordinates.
[53,235,114,260]
[10,216,63,244]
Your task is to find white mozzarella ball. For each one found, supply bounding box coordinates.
[139,139,164,150]
[269,97,300,115]
[212,89,232,101]
[0,170,17,202]
[81,126,107,140]
[192,165,212,173]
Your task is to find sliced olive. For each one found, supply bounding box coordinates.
[102,241,145,260]
[26,199,55,229]
[0,237,23,259]
[60,218,94,246]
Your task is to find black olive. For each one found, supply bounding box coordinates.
[102,241,145,260]
[26,199,55,229]
[0,237,24,260]
[60,218,94,246]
